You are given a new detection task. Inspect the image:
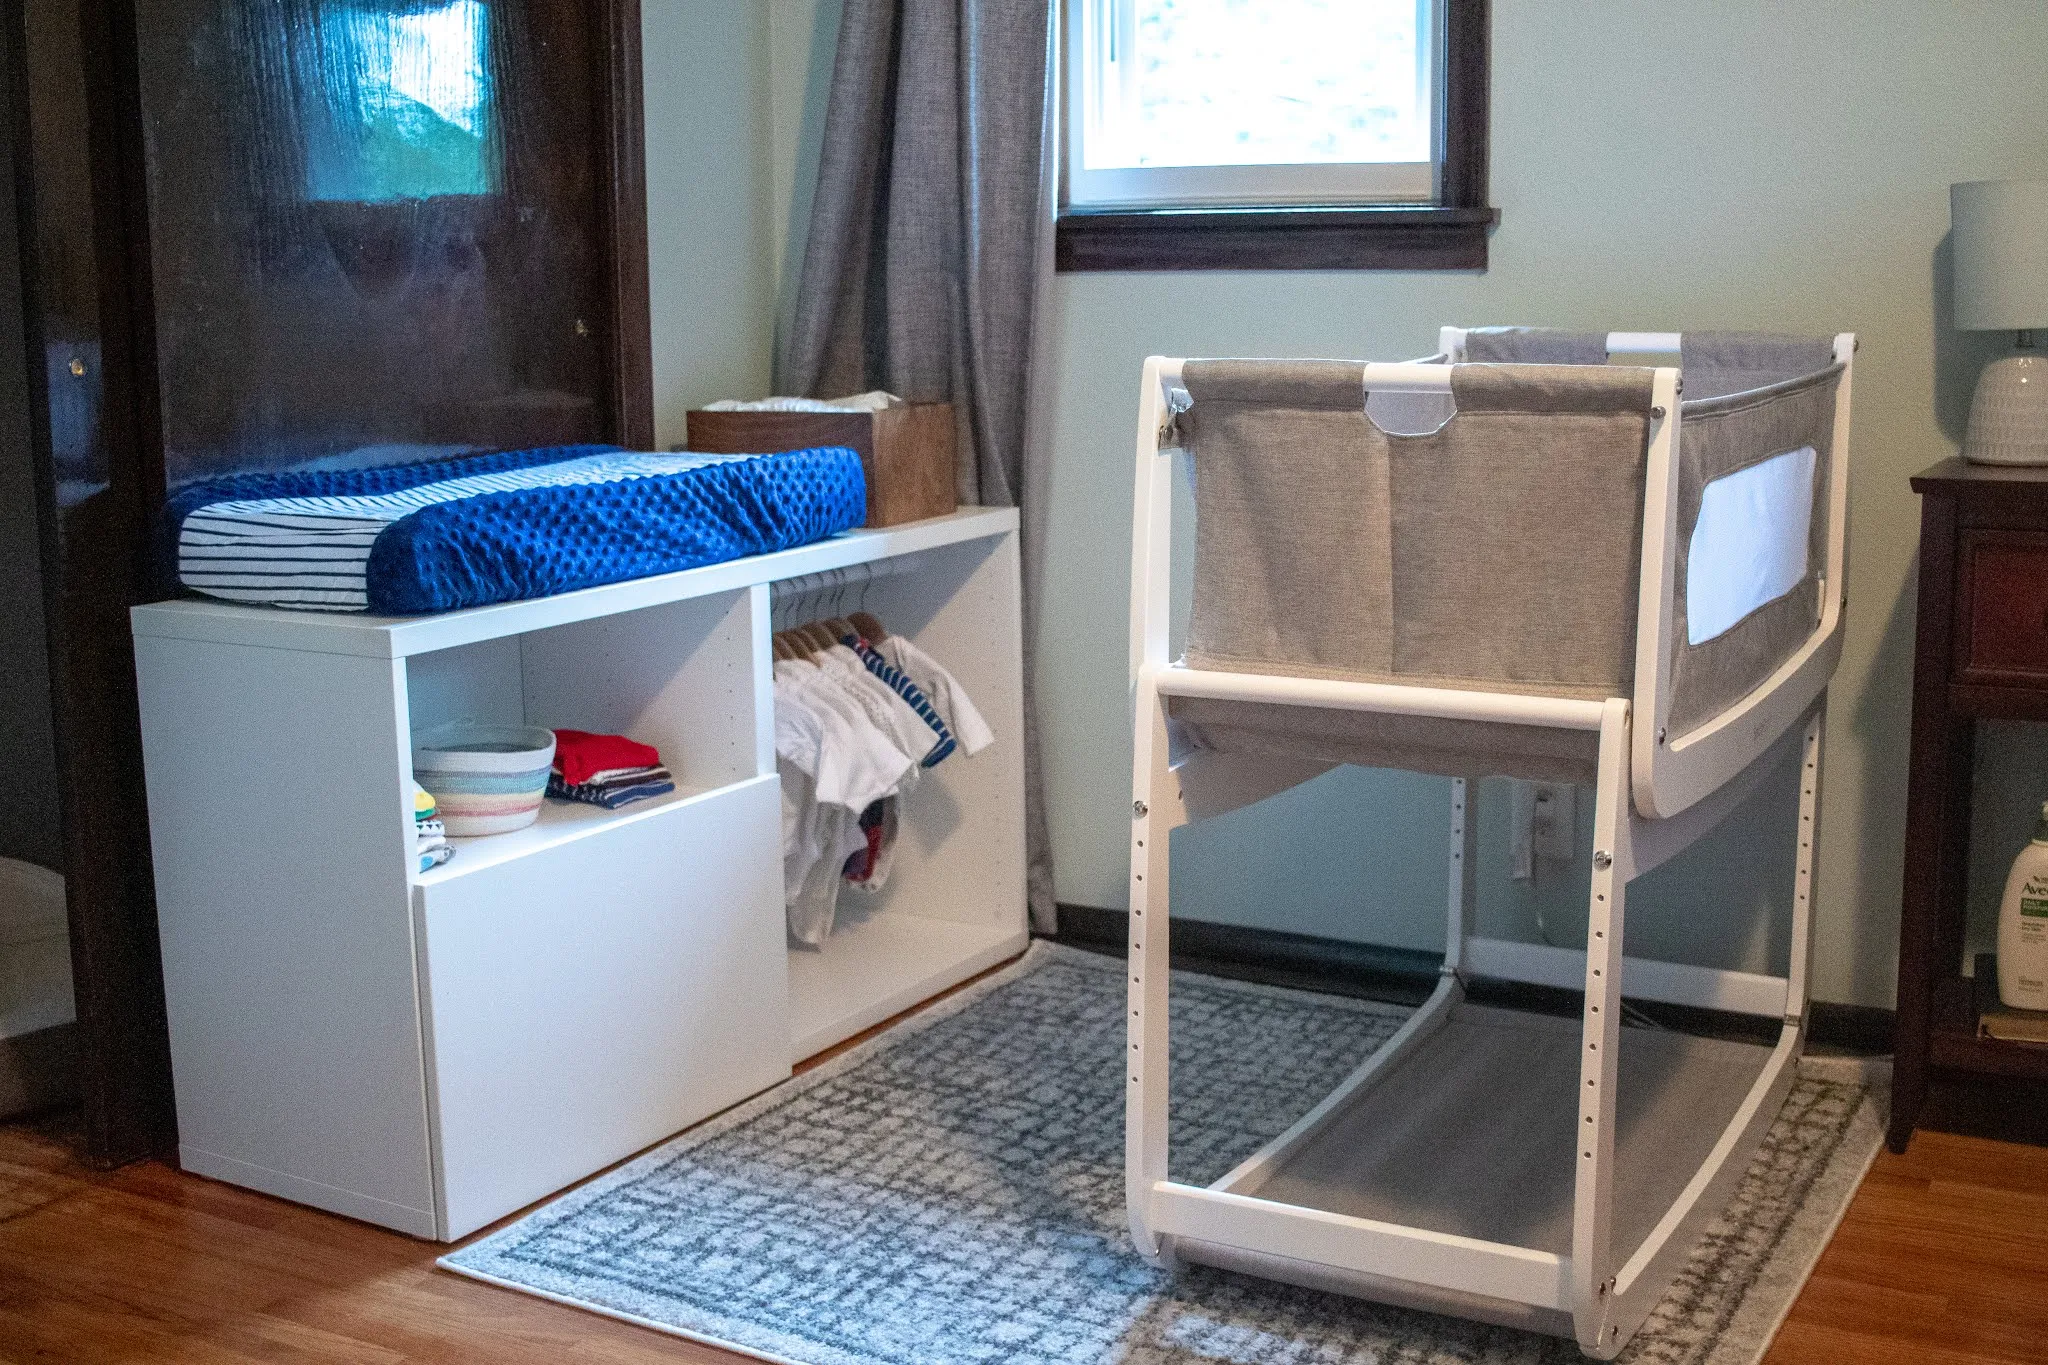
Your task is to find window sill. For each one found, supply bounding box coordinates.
[1054,205,1499,273]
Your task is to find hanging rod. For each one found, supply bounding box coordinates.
[769,554,924,602]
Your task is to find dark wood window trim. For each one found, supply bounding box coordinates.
[1056,0,1494,273]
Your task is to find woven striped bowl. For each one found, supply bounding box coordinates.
[411,724,557,837]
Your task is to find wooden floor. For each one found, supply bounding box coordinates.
[1760,1130,2048,1365]
[0,1112,2040,1365]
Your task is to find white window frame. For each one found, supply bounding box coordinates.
[1062,0,1443,212]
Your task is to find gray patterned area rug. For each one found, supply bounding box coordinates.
[441,942,1884,1365]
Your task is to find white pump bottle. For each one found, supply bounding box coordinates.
[1996,801,2048,1011]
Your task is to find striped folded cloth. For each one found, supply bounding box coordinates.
[546,765,676,810]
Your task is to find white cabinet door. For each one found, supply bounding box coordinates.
[414,776,788,1238]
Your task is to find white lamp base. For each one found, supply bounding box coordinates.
[1963,352,2048,465]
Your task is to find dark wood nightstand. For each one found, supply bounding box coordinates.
[1894,459,2048,1151]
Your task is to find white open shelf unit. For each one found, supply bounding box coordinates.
[133,506,1027,1240]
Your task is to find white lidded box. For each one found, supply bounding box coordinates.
[0,858,73,1041]
[411,724,556,837]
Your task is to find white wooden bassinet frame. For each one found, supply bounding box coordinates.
[1124,332,1854,1356]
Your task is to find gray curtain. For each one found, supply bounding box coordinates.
[779,0,1058,931]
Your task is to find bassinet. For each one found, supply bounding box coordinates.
[1124,328,1853,1357]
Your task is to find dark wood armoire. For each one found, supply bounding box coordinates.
[2,0,651,1166]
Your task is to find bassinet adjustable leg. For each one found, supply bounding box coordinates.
[1571,700,1828,1358]
[1445,778,1479,984]
[1572,699,1635,1356]
[1127,672,1183,1267]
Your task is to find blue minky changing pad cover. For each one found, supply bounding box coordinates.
[163,443,867,615]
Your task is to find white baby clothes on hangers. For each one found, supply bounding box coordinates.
[812,644,944,775]
[842,639,994,897]
[772,632,998,937]
[773,658,918,944]
[874,636,994,756]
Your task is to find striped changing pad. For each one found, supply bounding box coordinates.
[162,443,868,615]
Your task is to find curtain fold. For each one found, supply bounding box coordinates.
[780,0,1058,931]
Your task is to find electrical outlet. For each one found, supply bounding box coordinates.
[1530,782,1576,862]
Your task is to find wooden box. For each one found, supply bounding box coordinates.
[685,401,958,528]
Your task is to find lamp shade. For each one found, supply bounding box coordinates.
[1952,179,2048,332]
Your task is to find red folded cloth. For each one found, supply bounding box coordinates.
[551,729,661,786]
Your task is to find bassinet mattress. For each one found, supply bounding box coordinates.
[163,443,868,615]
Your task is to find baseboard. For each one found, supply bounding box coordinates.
[1050,904,1895,1056]
[1054,903,1443,1006]
[1806,1000,1895,1055]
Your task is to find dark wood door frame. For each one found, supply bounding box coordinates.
[599,0,653,450]
[6,0,174,1167]
[7,0,653,1167]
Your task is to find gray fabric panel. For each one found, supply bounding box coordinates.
[1387,365,1653,694]
[1185,360,1395,680]
[1667,366,1842,738]
[1461,327,1609,365]
[1167,696,1601,785]
[1680,332,1838,401]
[1446,362,1656,414]
[779,0,1059,929]
[1248,1005,1774,1258]
[1184,357,1369,409]
[1184,361,1653,697]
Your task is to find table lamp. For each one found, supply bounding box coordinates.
[1952,179,2048,464]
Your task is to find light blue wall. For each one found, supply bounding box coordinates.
[738,0,2048,1007]
[643,3,778,445]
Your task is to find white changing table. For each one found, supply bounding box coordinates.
[132,507,1026,1240]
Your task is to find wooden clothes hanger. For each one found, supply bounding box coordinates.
[772,602,889,662]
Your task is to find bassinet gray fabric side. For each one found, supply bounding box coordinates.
[1182,360,1394,679]
[1177,358,1653,778]
[1666,364,1843,738]
[1679,333,1839,402]
[1461,328,1609,365]
[1390,366,1654,696]
[1460,329,1836,403]
[1184,359,1654,699]
[1165,696,1602,785]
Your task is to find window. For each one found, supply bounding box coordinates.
[302,0,501,203]
[1057,0,1494,271]
[1068,0,1435,210]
